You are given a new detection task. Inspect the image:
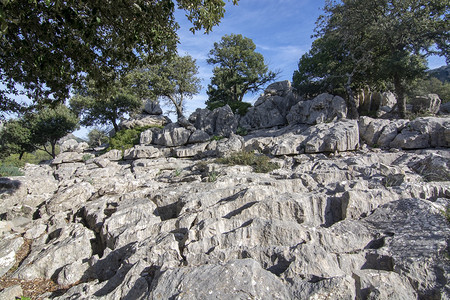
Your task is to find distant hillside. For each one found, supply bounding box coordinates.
[429,65,450,82]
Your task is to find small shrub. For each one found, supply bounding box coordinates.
[107,126,151,152]
[229,101,252,116]
[236,126,248,136]
[211,135,225,141]
[0,164,24,177]
[216,151,279,173]
[173,169,182,177]
[207,168,219,182]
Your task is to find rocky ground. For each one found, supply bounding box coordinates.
[0,140,449,299]
[0,81,449,299]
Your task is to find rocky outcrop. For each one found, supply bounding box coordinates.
[1,81,449,298]
[0,143,448,298]
[360,116,450,149]
[410,94,441,114]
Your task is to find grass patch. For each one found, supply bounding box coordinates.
[0,165,24,177]
[216,151,279,173]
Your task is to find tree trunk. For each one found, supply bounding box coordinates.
[175,105,184,120]
[19,151,24,160]
[344,75,359,119]
[393,74,406,119]
[112,119,119,133]
[51,142,56,159]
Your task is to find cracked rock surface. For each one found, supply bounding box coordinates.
[0,143,449,299]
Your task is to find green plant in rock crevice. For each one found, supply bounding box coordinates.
[216,151,279,173]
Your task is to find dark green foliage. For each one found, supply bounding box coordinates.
[87,128,110,147]
[0,0,238,117]
[70,80,142,132]
[1,104,77,159]
[408,76,450,103]
[216,151,279,173]
[30,104,80,158]
[206,34,277,111]
[107,126,151,152]
[295,0,450,118]
[125,55,201,120]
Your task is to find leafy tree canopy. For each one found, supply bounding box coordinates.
[206,33,278,111]
[70,79,142,132]
[125,55,201,120]
[0,0,238,116]
[1,104,79,159]
[294,0,449,118]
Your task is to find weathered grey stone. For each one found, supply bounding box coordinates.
[240,96,287,129]
[60,138,87,153]
[216,134,245,157]
[13,223,94,280]
[411,94,441,114]
[0,235,24,277]
[119,114,169,129]
[0,285,23,299]
[188,129,210,144]
[409,153,450,181]
[52,152,85,164]
[143,100,163,115]
[287,93,347,125]
[353,270,417,300]
[150,259,293,299]
[189,105,239,137]
[272,120,359,155]
[154,124,191,147]
[390,117,450,149]
[265,80,292,96]
[123,145,162,160]
[173,142,209,158]
[100,149,123,161]
[45,182,95,214]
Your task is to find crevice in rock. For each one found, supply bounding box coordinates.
[45,228,62,244]
[154,201,185,221]
[171,228,189,265]
[223,201,258,219]
[266,253,292,276]
[361,252,394,271]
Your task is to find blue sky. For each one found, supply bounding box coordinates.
[173,0,447,117]
[70,0,444,137]
[174,0,327,115]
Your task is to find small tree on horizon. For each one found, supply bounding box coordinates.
[125,55,201,121]
[206,34,278,113]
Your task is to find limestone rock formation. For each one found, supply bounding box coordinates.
[0,86,449,298]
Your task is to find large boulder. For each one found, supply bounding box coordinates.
[272,119,359,155]
[287,93,347,125]
[390,117,450,149]
[410,94,441,114]
[189,105,239,137]
[153,124,192,147]
[150,259,293,299]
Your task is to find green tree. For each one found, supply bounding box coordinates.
[0,118,34,160]
[87,128,110,147]
[206,34,278,111]
[70,80,142,132]
[0,0,238,116]
[30,104,80,158]
[408,76,450,103]
[298,0,449,118]
[125,55,201,120]
[1,104,79,159]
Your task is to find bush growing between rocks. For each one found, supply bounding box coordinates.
[0,164,24,177]
[107,126,152,152]
[216,151,279,173]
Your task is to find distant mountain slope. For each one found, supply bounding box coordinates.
[429,65,450,82]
